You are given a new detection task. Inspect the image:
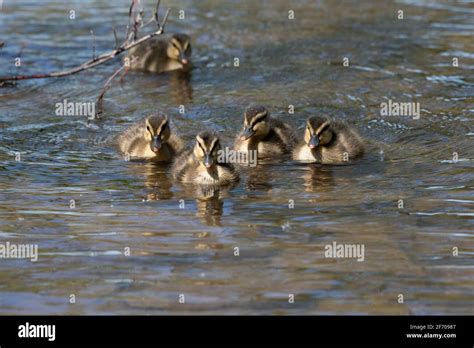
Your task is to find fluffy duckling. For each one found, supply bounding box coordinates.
[172,131,239,185]
[127,33,192,73]
[118,113,184,162]
[293,116,364,164]
[234,105,298,159]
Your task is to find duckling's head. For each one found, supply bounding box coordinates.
[305,116,334,149]
[240,104,271,140]
[166,33,192,66]
[143,113,171,153]
[193,131,222,168]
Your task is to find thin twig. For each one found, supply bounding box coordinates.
[132,7,144,41]
[127,0,143,42]
[96,65,126,118]
[125,0,136,40]
[118,66,132,84]
[160,7,170,30]
[96,56,137,118]
[143,0,162,28]
[91,30,96,60]
[112,26,119,49]
[154,0,161,27]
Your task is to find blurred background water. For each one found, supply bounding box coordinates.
[0,0,473,314]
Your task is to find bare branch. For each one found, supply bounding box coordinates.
[154,0,161,27]
[118,64,132,84]
[112,26,119,49]
[160,8,170,30]
[126,0,144,42]
[125,0,136,40]
[142,0,162,28]
[91,30,96,61]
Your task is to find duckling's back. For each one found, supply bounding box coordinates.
[128,38,169,72]
[324,121,364,162]
[172,149,239,185]
[271,118,298,151]
[256,118,297,156]
[118,123,146,156]
[216,161,240,185]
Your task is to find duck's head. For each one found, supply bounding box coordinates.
[144,113,171,153]
[305,116,333,149]
[240,104,270,141]
[194,131,221,169]
[166,33,192,66]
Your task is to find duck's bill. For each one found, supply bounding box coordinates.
[204,155,214,168]
[179,54,189,65]
[151,137,162,152]
[308,136,319,149]
[241,128,255,140]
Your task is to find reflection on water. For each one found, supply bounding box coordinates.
[142,163,174,200]
[194,186,225,226]
[302,165,335,193]
[0,0,473,314]
[245,164,274,192]
[169,70,193,105]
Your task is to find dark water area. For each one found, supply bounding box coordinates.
[0,0,473,314]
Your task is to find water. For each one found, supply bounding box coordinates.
[0,0,473,314]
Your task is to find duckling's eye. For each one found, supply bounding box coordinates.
[146,126,151,133]
[197,142,206,154]
[320,124,330,133]
[159,123,168,134]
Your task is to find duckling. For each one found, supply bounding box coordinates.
[234,104,298,160]
[293,116,364,164]
[127,33,191,73]
[172,131,239,185]
[118,113,184,162]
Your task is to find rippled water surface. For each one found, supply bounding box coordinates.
[0,0,473,314]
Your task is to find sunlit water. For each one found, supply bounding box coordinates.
[0,0,473,314]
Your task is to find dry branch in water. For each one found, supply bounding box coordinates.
[0,0,170,84]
